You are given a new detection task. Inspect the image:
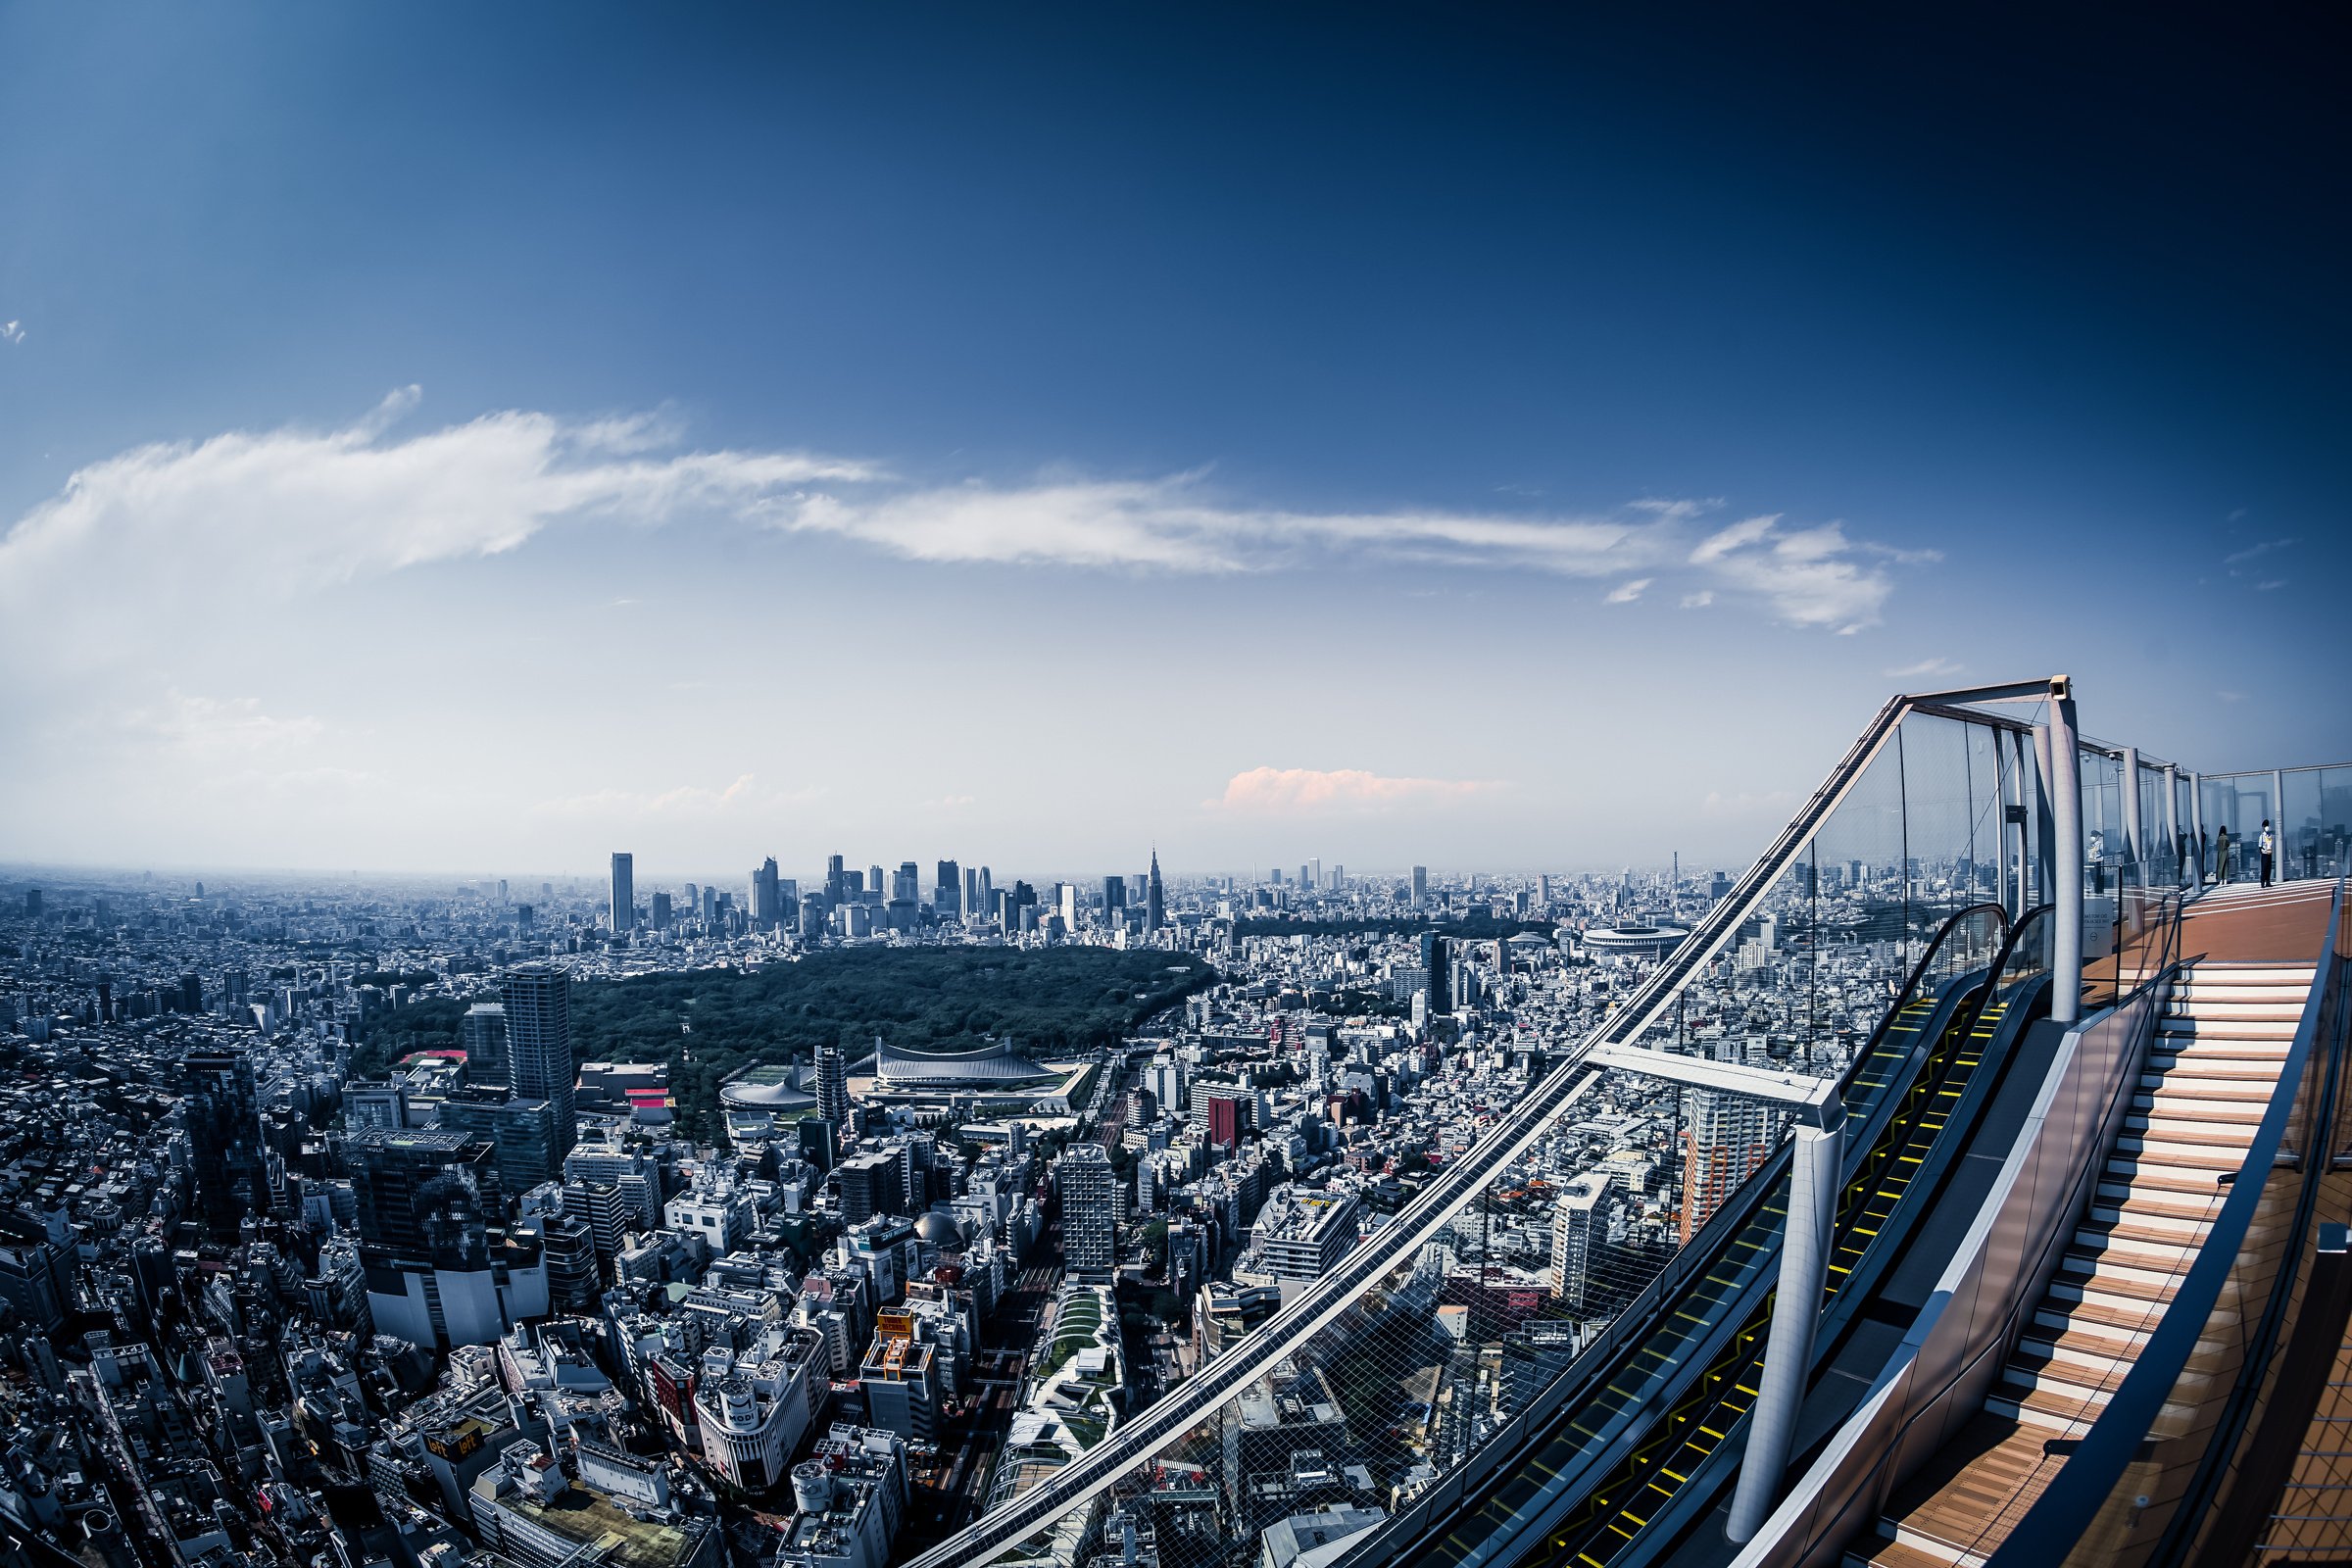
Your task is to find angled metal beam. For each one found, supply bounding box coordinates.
[1587,1044,1841,1125]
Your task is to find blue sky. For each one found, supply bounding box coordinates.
[1,5,2344,878]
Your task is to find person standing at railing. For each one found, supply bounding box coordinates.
[2215,824,2231,885]
[2259,818,2276,887]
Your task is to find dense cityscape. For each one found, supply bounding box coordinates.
[0,840,1954,1568]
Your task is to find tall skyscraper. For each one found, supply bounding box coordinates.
[1411,865,1428,906]
[185,1049,268,1234]
[751,858,783,929]
[1058,1143,1116,1277]
[814,1041,850,1127]
[935,860,960,912]
[825,854,847,905]
[1420,931,1451,1014]
[1103,875,1126,912]
[1146,849,1165,932]
[501,964,576,1159]
[609,853,635,932]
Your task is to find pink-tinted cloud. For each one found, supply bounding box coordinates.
[1214,766,1499,813]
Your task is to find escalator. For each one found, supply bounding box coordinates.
[1528,906,2055,1568]
[1399,904,2014,1568]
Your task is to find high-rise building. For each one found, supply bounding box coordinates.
[935,860,960,912]
[1057,1144,1117,1277]
[1419,932,1451,1014]
[752,858,783,929]
[462,1002,509,1085]
[826,855,847,904]
[961,866,979,918]
[1411,865,1428,906]
[1103,875,1126,912]
[184,1049,268,1234]
[814,1042,850,1127]
[437,1095,560,1194]
[1551,1171,1614,1309]
[1146,849,1165,933]
[609,853,635,932]
[346,1128,499,1262]
[1679,1041,1783,1243]
[501,964,576,1159]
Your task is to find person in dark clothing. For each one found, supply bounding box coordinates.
[2215,824,2231,885]
[2259,818,2277,888]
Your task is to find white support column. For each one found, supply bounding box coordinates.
[2190,771,2206,887]
[1726,1103,1842,1543]
[2275,768,2288,881]
[2122,746,2144,872]
[2047,682,2083,1026]
[2162,764,2181,885]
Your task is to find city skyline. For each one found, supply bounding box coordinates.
[3,7,2345,872]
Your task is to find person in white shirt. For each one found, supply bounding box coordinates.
[2259,819,2277,888]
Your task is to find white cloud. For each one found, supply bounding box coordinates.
[0,320,23,345]
[1685,514,1896,633]
[0,391,1927,667]
[1212,766,1499,814]
[777,476,1663,578]
[1884,657,1963,679]
[0,389,870,643]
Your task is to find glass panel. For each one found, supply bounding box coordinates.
[924,701,2051,1568]
[2282,767,2325,883]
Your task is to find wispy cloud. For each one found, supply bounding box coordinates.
[0,390,1930,653]
[0,320,23,345]
[2224,536,2296,566]
[0,388,869,632]
[1211,766,1500,814]
[1884,656,1963,679]
[528,773,816,820]
[1688,514,1899,633]
[778,476,1661,577]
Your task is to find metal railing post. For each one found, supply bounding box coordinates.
[2190,770,2206,887]
[2048,682,2083,1025]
